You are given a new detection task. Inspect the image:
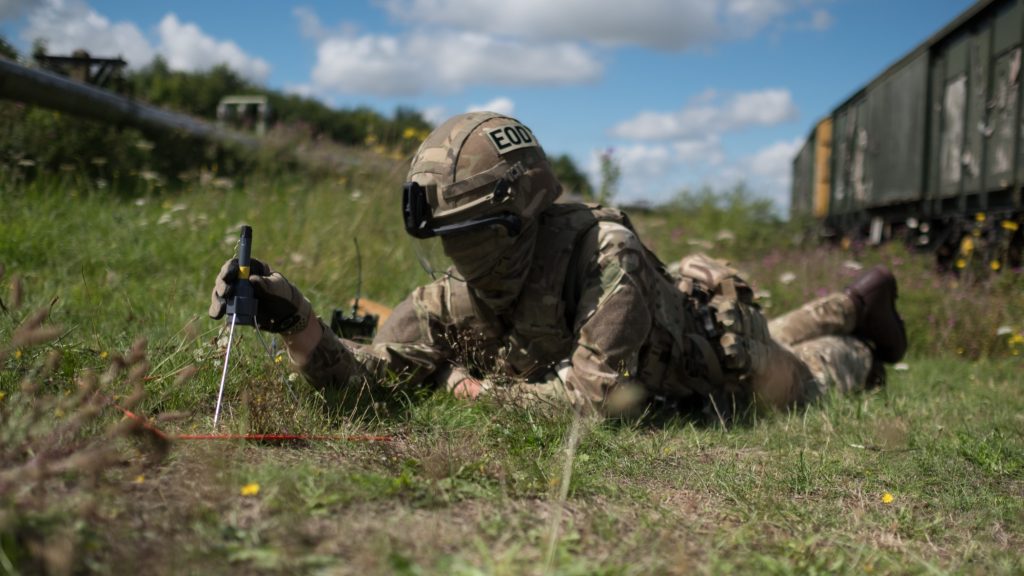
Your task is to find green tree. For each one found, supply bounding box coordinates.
[549,153,593,199]
[597,148,621,204]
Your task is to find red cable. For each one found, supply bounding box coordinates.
[111,399,393,443]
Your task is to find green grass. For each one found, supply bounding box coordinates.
[2,171,1023,575]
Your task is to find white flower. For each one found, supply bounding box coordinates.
[893,362,909,371]
[996,326,1014,336]
[779,272,797,285]
[842,260,864,271]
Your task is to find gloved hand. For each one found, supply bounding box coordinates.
[209,258,313,334]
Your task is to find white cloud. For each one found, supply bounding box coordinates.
[420,106,447,125]
[723,0,789,36]
[467,97,515,116]
[19,0,269,81]
[311,30,601,96]
[673,137,724,165]
[611,89,798,140]
[809,9,834,31]
[614,144,673,176]
[734,137,804,208]
[293,6,326,41]
[284,84,315,98]
[381,0,818,51]
[157,14,270,82]
[1,0,35,21]
[21,0,154,66]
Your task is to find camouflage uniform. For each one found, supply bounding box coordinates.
[272,111,884,415]
[297,207,878,414]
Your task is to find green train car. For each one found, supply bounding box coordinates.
[792,0,1024,271]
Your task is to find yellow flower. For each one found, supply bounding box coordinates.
[881,492,894,504]
[1009,334,1024,346]
[0,391,6,402]
[14,349,22,359]
[133,474,145,484]
[975,212,986,222]
[1002,220,1019,231]
[955,259,967,269]
[240,482,261,497]
[990,260,1001,271]
[100,350,109,359]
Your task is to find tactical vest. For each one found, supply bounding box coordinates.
[443,203,627,377]
[438,203,726,399]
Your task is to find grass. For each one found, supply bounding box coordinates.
[2,168,1023,575]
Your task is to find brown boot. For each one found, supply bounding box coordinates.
[844,265,907,363]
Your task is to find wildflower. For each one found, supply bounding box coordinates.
[779,271,797,285]
[881,492,894,504]
[893,363,909,371]
[991,260,1001,272]
[240,482,261,496]
[0,391,5,402]
[997,326,1014,336]
[842,260,863,271]
[1009,334,1024,346]
[14,349,22,359]
[133,475,145,484]
[100,351,109,359]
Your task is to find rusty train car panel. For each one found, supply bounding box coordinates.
[792,0,1024,268]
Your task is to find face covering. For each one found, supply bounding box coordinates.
[442,221,538,314]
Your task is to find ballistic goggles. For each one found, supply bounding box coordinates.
[402,162,527,239]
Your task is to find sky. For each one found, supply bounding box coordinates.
[0,0,978,212]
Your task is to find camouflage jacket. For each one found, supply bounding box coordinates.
[298,203,720,411]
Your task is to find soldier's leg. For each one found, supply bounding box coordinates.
[767,292,857,347]
[789,335,879,396]
[770,265,907,363]
[746,338,822,408]
[746,334,878,407]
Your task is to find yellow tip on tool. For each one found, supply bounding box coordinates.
[239,265,250,280]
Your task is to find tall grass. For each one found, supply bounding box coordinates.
[2,165,1023,574]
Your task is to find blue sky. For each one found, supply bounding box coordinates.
[0,0,977,210]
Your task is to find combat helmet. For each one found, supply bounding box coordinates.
[403,112,562,239]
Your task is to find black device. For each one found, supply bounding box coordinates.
[329,238,379,342]
[226,225,258,326]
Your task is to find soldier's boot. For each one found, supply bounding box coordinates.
[844,265,907,363]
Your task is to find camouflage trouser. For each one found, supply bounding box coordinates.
[767,292,876,399]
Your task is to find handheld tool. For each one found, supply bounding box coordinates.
[214,225,258,427]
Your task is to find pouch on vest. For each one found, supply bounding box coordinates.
[672,253,770,377]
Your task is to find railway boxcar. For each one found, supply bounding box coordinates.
[793,0,1024,270]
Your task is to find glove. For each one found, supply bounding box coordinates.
[209,258,313,334]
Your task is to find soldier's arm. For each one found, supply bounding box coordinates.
[287,292,451,397]
[560,222,656,413]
